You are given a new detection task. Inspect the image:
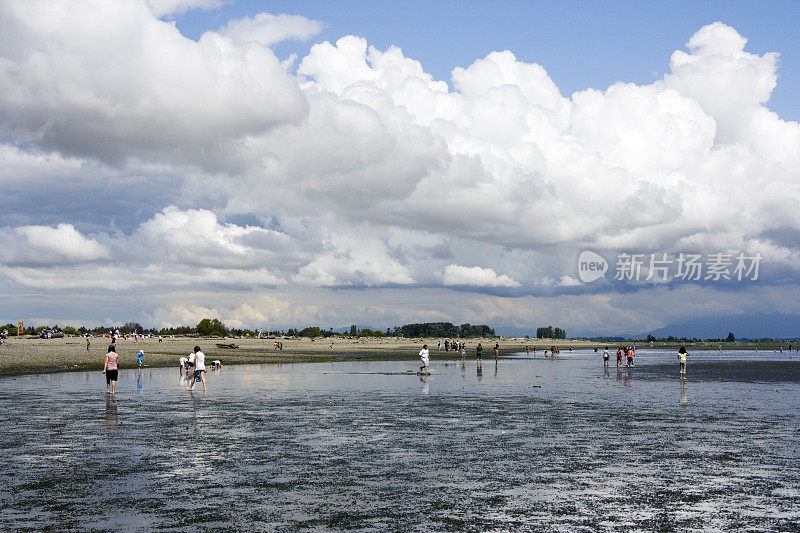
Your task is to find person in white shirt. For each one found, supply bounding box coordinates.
[179,356,187,376]
[186,350,196,379]
[186,346,207,391]
[419,344,430,372]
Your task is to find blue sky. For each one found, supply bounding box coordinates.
[1,0,799,336]
[174,0,800,121]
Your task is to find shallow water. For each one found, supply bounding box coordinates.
[1,350,799,531]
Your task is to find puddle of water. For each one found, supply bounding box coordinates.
[1,352,799,531]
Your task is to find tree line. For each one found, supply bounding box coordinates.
[3,320,496,339]
[536,326,566,339]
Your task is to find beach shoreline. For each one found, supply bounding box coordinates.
[0,336,588,377]
[1,336,784,377]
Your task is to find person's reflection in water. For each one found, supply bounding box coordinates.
[105,395,118,437]
[460,360,466,379]
[419,373,429,395]
[136,369,143,391]
[189,389,206,434]
[616,368,623,383]
[624,373,634,386]
[476,359,483,382]
[680,381,688,406]
[494,360,498,377]
[604,367,610,379]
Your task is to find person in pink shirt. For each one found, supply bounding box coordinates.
[103,345,119,395]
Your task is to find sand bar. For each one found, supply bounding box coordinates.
[0,336,601,376]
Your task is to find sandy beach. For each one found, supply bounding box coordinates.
[0,336,600,376]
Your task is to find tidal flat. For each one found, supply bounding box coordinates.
[0,351,798,531]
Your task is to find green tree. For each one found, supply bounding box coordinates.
[727,332,735,342]
[300,326,322,338]
[196,318,228,337]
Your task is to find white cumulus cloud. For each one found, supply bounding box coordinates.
[1,8,799,330]
[217,12,322,46]
[443,265,520,287]
[146,0,224,17]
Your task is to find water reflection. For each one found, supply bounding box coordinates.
[680,381,688,406]
[419,373,429,395]
[189,389,206,434]
[1,355,799,531]
[104,395,118,437]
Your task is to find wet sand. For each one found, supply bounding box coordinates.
[1,354,798,531]
[635,359,800,382]
[0,336,587,377]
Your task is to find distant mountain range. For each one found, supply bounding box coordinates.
[643,313,800,340]
[498,313,800,340]
[344,314,800,341]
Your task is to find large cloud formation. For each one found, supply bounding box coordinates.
[1,1,798,333]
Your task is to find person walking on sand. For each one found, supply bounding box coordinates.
[419,344,430,373]
[476,342,483,361]
[187,346,207,391]
[616,347,623,367]
[103,345,119,395]
[603,347,610,368]
[86,336,90,352]
[494,343,499,359]
[678,346,689,381]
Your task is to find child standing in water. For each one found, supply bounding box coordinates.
[678,346,689,380]
[419,344,430,373]
[136,349,144,368]
[103,345,119,395]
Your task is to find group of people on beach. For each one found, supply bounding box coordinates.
[178,346,207,391]
[612,346,636,367]
[440,339,465,352]
[101,344,146,394]
[420,341,502,371]
[99,339,694,395]
[421,342,692,380]
[102,344,212,394]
